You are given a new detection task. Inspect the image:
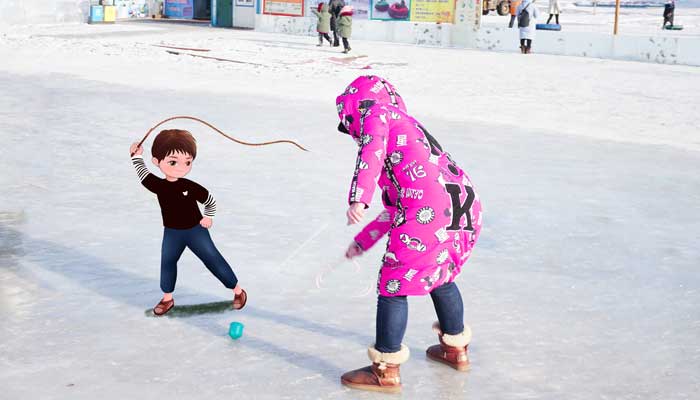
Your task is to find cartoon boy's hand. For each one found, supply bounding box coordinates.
[130,142,143,157]
[200,217,213,228]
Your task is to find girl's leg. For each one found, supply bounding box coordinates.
[317,33,323,46]
[323,32,332,45]
[186,226,239,290]
[342,37,350,52]
[340,294,410,393]
[527,39,532,52]
[426,281,471,370]
[556,14,559,24]
[160,228,187,298]
[375,295,408,353]
[520,39,526,53]
[430,282,464,335]
[547,14,553,24]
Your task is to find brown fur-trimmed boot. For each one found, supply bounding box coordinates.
[340,345,410,393]
[426,321,471,371]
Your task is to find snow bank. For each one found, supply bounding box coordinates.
[476,27,700,65]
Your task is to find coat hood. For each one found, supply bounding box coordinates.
[335,75,407,139]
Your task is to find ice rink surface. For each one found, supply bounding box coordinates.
[1,22,699,399]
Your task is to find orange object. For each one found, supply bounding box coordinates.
[510,0,521,16]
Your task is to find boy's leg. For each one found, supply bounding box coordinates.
[186,226,239,290]
[161,228,187,297]
[430,282,464,335]
[341,295,410,393]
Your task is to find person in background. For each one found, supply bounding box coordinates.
[546,0,560,25]
[337,5,353,53]
[663,0,675,28]
[517,0,538,54]
[328,0,345,47]
[311,2,333,46]
[509,0,522,28]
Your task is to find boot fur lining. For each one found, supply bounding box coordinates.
[433,321,472,347]
[367,344,410,365]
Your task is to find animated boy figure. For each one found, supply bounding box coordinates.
[130,130,247,316]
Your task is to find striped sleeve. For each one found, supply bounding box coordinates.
[203,193,217,218]
[131,155,150,182]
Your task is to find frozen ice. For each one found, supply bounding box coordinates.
[1,21,699,400]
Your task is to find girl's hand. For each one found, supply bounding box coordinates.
[346,202,366,225]
[345,242,363,259]
[200,217,213,228]
[130,142,143,156]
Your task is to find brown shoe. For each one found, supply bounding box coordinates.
[341,345,409,393]
[233,289,247,310]
[153,298,174,316]
[426,321,471,371]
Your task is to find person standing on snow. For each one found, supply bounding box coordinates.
[337,5,353,53]
[311,2,333,46]
[335,76,483,393]
[662,0,675,28]
[328,0,345,47]
[517,0,538,54]
[509,0,522,28]
[546,0,561,25]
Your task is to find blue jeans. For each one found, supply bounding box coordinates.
[375,281,464,353]
[160,225,238,293]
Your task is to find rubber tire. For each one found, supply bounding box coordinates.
[497,1,510,16]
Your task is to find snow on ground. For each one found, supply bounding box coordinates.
[1,22,699,400]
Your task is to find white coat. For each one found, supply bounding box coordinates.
[517,0,539,40]
[548,0,561,15]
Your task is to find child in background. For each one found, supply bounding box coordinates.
[509,0,522,28]
[130,130,247,316]
[337,5,353,53]
[663,0,675,28]
[311,3,333,46]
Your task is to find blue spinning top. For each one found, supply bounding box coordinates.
[229,322,244,340]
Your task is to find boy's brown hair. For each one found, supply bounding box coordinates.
[151,129,197,161]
